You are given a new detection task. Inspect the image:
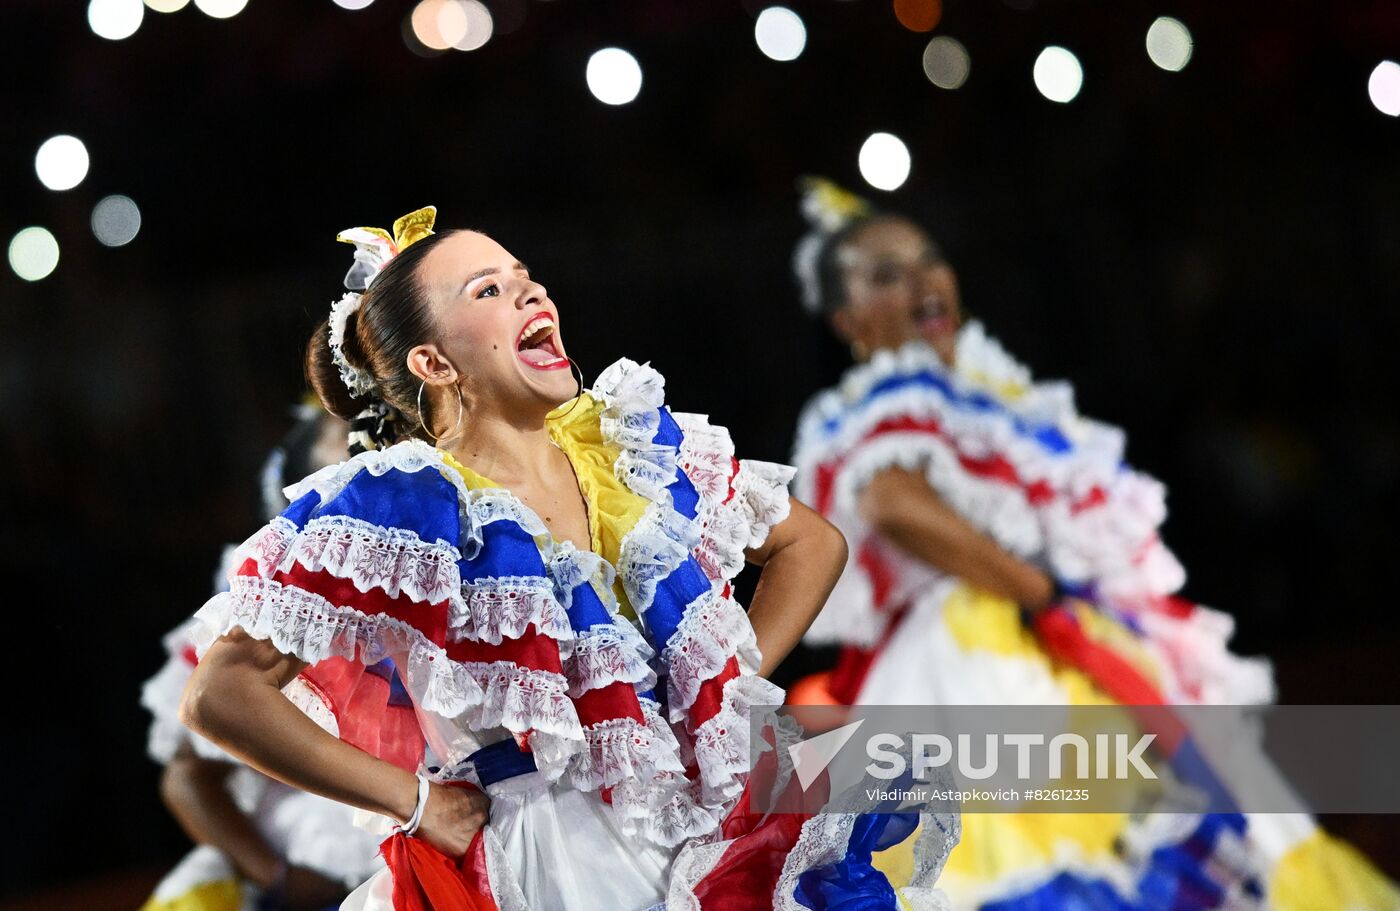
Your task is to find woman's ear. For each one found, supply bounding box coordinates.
[406,344,459,386]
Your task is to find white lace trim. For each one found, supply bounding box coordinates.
[263,460,579,651]
[662,587,763,719]
[238,514,463,605]
[630,777,728,849]
[569,701,686,792]
[732,459,796,547]
[673,413,735,504]
[791,336,1176,596]
[480,826,532,911]
[282,675,342,738]
[673,411,794,583]
[287,439,459,514]
[1134,604,1275,706]
[566,621,657,697]
[192,575,587,773]
[902,808,962,911]
[285,439,552,562]
[688,673,785,806]
[617,500,700,617]
[836,433,1046,559]
[452,575,573,646]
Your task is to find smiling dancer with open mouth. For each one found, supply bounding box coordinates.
[176,207,958,911]
[787,178,1398,911]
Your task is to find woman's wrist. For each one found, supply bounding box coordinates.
[371,765,421,824]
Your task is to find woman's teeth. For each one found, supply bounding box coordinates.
[516,315,567,369]
[518,315,554,348]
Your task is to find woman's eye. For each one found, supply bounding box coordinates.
[477,283,499,298]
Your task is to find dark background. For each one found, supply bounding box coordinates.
[4,0,1399,904]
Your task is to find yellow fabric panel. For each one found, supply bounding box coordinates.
[875,813,1127,898]
[1271,829,1400,911]
[138,879,242,911]
[941,585,1156,707]
[437,397,653,621]
[547,394,651,619]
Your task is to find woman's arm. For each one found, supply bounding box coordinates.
[859,466,1054,608]
[159,744,345,909]
[744,497,848,676]
[180,629,488,858]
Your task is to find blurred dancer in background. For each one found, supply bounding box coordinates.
[787,177,1397,910]
[140,407,383,911]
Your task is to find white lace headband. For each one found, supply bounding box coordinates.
[328,207,438,397]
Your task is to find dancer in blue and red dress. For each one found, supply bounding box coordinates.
[787,177,1398,911]
[177,206,959,911]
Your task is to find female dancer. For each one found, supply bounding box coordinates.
[788,178,1397,910]
[141,408,383,911]
[179,207,955,911]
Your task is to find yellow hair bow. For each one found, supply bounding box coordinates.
[799,177,871,233]
[336,206,437,292]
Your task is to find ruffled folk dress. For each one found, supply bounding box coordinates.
[792,325,1399,910]
[190,360,957,911]
[140,620,384,910]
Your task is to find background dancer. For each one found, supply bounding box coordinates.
[787,177,1398,910]
[140,407,382,911]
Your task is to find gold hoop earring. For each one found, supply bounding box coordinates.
[550,357,587,419]
[417,379,464,444]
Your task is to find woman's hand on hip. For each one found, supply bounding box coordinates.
[417,783,491,859]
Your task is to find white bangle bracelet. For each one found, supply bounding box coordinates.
[401,772,431,836]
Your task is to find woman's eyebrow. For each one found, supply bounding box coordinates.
[464,262,529,288]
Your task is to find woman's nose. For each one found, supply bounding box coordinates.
[515,278,548,308]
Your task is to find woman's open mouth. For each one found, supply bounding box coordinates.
[516,314,568,369]
[914,293,957,335]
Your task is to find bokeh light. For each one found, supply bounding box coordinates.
[893,0,941,33]
[1145,16,1193,72]
[8,228,60,282]
[34,135,90,192]
[193,0,248,18]
[586,48,643,106]
[858,132,911,192]
[922,36,969,89]
[1368,61,1400,117]
[411,0,466,51]
[1033,46,1083,103]
[92,195,143,247]
[754,7,806,62]
[453,0,493,52]
[88,0,144,40]
[332,0,374,9]
[145,0,191,11]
